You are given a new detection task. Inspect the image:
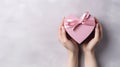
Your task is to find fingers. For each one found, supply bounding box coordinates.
[61,26,68,40]
[59,17,65,29]
[58,22,62,40]
[99,23,103,39]
[94,23,99,39]
[94,17,99,40]
[94,20,102,41]
[58,18,64,40]
[95,18,102,36]
[58,17,68,41]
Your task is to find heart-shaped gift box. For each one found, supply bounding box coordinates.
[64,12,96,44]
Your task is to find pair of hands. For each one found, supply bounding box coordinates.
[58,18,102,54]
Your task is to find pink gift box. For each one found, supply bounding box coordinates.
[64,12,96,44]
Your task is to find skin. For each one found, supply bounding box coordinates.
[58,18,102,67]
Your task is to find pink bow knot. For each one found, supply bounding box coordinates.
[64,12,94,31]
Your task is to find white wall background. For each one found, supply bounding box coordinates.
[0,0,120,67]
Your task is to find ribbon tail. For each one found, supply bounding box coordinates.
[72,22,82,31]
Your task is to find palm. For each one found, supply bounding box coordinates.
[63,39,78,52]
[82,22,102,52]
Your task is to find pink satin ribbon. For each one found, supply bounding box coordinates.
[64,12,94,31]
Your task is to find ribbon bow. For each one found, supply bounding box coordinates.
[64,12,94,31]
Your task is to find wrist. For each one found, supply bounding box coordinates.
[68,52,78,60]
[68,50,79,56]
[83,50,95,55]
[67,49,79,55]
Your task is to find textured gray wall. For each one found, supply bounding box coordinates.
[0,0,120,67]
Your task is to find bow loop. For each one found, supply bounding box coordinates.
[64,12,94,31]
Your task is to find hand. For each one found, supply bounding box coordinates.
[82,19,102,53]
[58,18,79,54]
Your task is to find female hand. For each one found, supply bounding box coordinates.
[82,20,103,53]
[58,18,79,54]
